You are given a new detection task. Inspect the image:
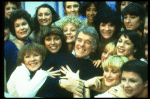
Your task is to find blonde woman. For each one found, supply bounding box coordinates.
[93,42,117,68]
[84,55,129,98]
[58,15,86,53]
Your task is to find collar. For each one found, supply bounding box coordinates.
[72,50,90,59]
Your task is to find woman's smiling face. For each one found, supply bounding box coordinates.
[37,7,52,26]
[103,67,121,87]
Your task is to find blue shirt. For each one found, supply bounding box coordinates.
[4,41,19,82]
[4,39,32,82]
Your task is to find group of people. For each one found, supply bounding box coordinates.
[4,1,148,98]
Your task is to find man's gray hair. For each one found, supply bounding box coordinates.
[75,25,99,47]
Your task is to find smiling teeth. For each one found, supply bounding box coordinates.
[78,48,85,52]
[30,63,37,65]
[67,37,72,39]
[50,47,57,49]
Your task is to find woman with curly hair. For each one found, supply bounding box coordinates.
[80,1,108,26]
[7,42,61,97]
[92,6,122,59]
[32,4,60,43]
[58,15,86,53]
[4,9,33,82]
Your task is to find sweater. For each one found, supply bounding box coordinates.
[36,53,103,98]
[7,63,49,98]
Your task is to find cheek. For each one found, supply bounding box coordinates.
[113,74,121,79]
[58,41,62,48]
[44,41,50,48]
[24,58,29,65]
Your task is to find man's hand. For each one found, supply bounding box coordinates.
[59,79,84,97]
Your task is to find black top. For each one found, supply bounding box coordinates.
[36,53,103,98]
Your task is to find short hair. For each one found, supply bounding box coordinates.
[33,4,60,35]
[75,25,99,48]
[63,1,81,15]
[116,30,143,59]
[93,6,122,39]
[104,42,117,55]
[9,9,33,37]
[80,1,108,17]
[121,60,148,82]
[17,42,47,66]
[58,15,86,30]
[39,26,68,53]
[102,55,129,70]
[4,16,10,29]
[122,3,147,33]
[4,1,22,9]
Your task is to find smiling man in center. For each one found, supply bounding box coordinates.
[38,25,103,98]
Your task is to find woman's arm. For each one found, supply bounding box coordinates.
[16,69,49,97]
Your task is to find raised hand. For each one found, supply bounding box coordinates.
[60,65,80,79]
[46,67,61,78]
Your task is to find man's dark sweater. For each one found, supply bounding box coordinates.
[36,53,103,98]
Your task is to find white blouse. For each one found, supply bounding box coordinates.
[7,63,49,98]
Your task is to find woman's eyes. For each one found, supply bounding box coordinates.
[24,55,30,58]
[6,7,17,10]
[38,13,50,16]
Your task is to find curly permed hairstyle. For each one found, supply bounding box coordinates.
[58,15,86,30]
[9,9,33,37]
[80,1,108,17]
[17,42,47,66]
[93,6,122,40]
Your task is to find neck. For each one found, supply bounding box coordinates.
[15,37,29,44]
[100,36,115,44]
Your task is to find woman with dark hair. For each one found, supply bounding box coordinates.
[121,3,147,37]
[32,4,60,43]
[108,60,148,98]
[116,30,144,60]
[4,1,22,19]
[80,1,108,26]
[4,9,33,82]
[39,26,68,55]
[92,6,122,59]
